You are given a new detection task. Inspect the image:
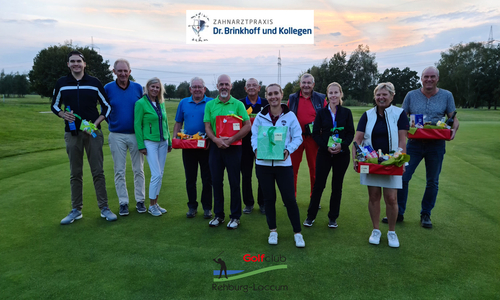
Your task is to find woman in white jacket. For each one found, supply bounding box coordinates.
[251,83,305,248]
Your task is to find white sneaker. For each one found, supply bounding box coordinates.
[227,218,240,229]
[294,233,305,248]
[148,205,161,217]
[209,217,224,227]
[268,232,278,245]
[387,231,400,248]
[155,203,167,214]
[369,229,381,245]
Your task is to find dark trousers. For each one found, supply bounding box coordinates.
[65,131,108,210]
[307,151,350,221]
[256,165,302,233]
[240,145,264,207]
[209,145,242,219]
[182,148,212,210]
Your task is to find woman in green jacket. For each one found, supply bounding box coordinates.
[134,77,172,217]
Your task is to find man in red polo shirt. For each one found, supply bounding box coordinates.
[287,73,326,197]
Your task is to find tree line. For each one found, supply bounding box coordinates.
[436,42,500,109]
[0,70,30,97]
[281,45,421,105]
[164,45,421,105]
[5,42,497,109]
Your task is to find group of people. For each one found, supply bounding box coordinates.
[51,50,459,249]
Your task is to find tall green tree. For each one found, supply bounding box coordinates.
[175,81,190,99]
[327,51,350,92]
[259,84,266,99]
[164,84,176,100]
[29,42,113,98]
[437,42,483,108]
[0,70,29,97]
[473,44,500,109]
[379,67,421,104]
[282,82,294,101]
[307,62,329,93]
[436,42,500,109]
[231,78,247,99]
[347,44,378,103]
[13,72,30,97]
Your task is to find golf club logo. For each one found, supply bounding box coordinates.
[212,251,287,282]
[188,12,210,42]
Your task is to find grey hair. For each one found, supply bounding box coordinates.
[217,74,232,84]
[300,73,315,83]
[422,66,439,77]
[246,78,259,86]
[113,58,130,70]
[190,77,205,87]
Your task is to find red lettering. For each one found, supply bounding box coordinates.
[243,254,267,262]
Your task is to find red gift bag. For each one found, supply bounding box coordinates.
[408,128,451,140]
[172,139,208,149]
[216,115,242,146]
[356,162,404,175]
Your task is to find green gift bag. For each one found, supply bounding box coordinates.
[327,136,342,148]
[257,126,288,160]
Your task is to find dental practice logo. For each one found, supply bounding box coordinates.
[188,12,210,43]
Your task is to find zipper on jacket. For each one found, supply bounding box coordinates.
[158,108,164,141]
[77,80,81,112]
[149,123,152,134]
[384,110,392,152]
[147,97,165,142]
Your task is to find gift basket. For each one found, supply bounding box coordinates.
[407,112,455,140]
[172,131,208,149]
[353,142,410,175]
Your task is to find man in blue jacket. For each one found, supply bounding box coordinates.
[51,51,117,224]
[105,59,145,216]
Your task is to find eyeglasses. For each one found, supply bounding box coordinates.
[191,86,205,90]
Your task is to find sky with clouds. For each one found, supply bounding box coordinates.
[1,0,499,90]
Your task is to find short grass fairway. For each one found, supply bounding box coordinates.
[0,96,499,299]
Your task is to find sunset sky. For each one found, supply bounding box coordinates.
[1,0,499,90]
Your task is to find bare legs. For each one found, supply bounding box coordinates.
[368,186,398,231]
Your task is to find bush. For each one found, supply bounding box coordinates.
[343,97,368,106]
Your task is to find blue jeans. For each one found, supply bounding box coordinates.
[397,139,446,216]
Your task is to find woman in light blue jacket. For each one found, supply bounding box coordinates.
[251,83,305,248]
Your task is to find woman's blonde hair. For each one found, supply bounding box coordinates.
[145,77,165,103]
[374,82,396,97]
